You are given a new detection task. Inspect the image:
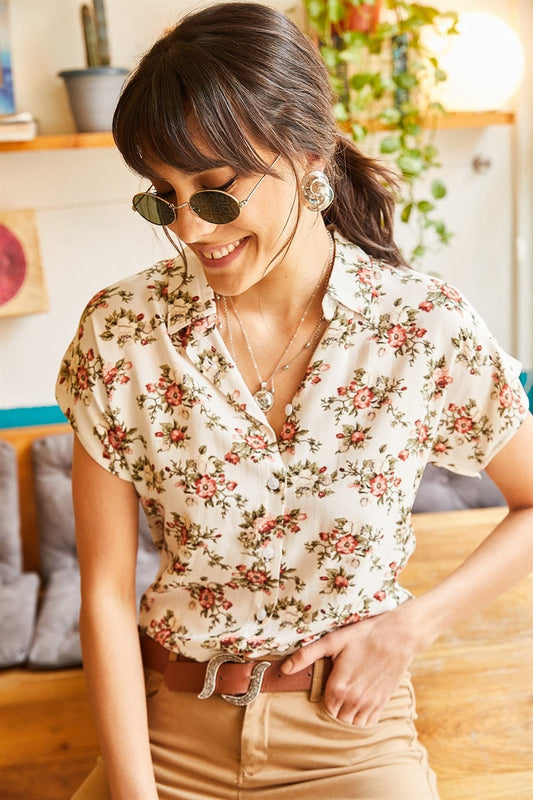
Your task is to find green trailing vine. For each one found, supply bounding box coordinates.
[303,0,459,264]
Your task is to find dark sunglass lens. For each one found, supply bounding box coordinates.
[190,191,240,224]
[133,194,175,226]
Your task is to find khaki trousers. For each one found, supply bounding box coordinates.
[72,671,439,799]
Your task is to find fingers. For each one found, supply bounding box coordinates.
[280,639,326,675]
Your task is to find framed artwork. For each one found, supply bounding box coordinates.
[0,209,48,317]
[0,1,15,114]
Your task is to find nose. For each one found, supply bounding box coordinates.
[170,203,218,243]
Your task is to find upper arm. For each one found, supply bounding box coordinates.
[485,413,533,511]
[72,434,140,601]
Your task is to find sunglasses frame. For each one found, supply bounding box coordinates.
[132,155,281,227]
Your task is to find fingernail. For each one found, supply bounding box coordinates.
[281,660,293,674]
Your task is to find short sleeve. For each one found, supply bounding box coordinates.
[428,291,529,476]
[55,293,138,482]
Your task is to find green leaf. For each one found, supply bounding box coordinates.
[380,135,401,154]
[327,0,346,24]
[434,68,447,83]
[431,179,447,199]
[417,200,435,213]
[401,202,413,223]
[333,102,349,121]
[379,106,402,125]
[350,122,368,141]
[397,154,424,177]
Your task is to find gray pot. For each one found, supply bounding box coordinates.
[59,67,129,133]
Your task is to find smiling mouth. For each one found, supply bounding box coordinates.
[200,238,245,260]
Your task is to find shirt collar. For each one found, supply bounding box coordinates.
[323,232,390,327]
[166,231,389,338]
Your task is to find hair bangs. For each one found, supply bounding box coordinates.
[113,45,272,182]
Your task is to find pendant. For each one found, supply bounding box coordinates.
[254,383,274,412]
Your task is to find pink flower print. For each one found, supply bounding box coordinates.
[358,268,373,285]
[253,515,277,534]
[415,420,429,443]
[373,590,386,601]
[454,416,473,434]
[433,367,453,392]
[280,421,297,442]
[77,366,89,389]
[335,535,358,554]
[353,387,375,409]
[199,588,216,609]
[165,383,183,406]
[106,425,127,450]
[432,441,448,454]
[398,449,409,461]
[194,475,217,499]
[103,365,118,385]
[387,325,407,348]
[224,451,240,465]
[499,384,514,408]
[245,569,269,585]
[440,284,462,303]
[419,300,434,312]
[370,474,388,497]
[244,435,268,450]
[334,574,349,590]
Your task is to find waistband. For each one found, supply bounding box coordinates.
[140,635,332,704]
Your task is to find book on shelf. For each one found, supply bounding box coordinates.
[0,111,38,141]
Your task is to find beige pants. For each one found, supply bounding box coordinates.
[72,671,439,799]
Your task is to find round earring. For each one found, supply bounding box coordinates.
[301,170,334,212]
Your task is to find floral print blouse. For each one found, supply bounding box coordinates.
[56,233,529,661]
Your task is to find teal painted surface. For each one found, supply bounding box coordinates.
[0,405,67,429]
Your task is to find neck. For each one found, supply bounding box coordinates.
[231,224,333,323]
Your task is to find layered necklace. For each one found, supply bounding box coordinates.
[219,233,334,413]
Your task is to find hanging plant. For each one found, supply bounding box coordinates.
[304,0,459,264]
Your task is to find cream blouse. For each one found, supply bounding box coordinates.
[56,233,529,661]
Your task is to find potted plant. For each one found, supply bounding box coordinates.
[304,0,459,263]
[59,0,128,133]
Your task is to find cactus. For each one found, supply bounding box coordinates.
[81,0,110,67]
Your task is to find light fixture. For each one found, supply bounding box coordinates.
[424,11,525,112]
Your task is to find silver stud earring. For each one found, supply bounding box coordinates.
[301,170,334,212]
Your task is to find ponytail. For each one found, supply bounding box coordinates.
[325,135,407,268]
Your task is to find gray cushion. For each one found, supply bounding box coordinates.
[0,439,40,667]
[0,439,22,573]
[413,463,506,513]
[29,433,159,668]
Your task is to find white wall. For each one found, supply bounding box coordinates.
[0,0,530,411]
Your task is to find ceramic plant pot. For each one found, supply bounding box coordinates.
[59,66,129,132]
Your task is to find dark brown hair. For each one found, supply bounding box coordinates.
[113,1,406,266]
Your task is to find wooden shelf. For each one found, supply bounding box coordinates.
[349,109,515,134]
[0,111,515,152]
[0,131,114,152]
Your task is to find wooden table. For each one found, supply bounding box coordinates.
[406,507,533,800]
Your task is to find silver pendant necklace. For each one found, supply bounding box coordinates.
[219,233,334,413]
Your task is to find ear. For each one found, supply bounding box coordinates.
[303,153,327,173]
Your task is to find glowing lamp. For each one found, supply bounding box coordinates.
[425,12,525,112]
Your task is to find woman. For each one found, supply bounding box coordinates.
[56,3,533,799]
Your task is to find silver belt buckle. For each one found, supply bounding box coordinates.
[198,653,270,706]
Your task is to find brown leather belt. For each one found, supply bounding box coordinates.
[140,635,332,705]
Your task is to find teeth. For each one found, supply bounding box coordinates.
[203,239,242,260]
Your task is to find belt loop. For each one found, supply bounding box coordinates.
[309,658,325,703]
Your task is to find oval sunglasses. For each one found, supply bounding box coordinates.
[132,155,280,227]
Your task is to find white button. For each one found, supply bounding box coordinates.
[262,546,275,560]
[267,475,280,491]
[285,403,293,416]
[256,608,267,622]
